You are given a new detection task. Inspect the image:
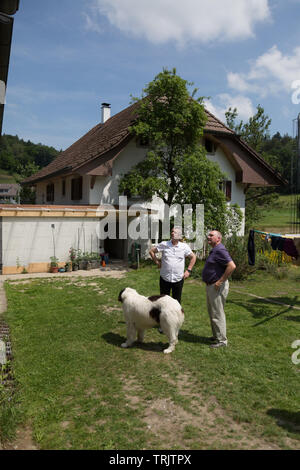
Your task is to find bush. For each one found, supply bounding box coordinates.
[255,251,274,271]
[190,259,206,279]
[224,234,255,281]
[272,266,291,280]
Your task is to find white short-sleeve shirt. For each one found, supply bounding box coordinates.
[156,240,193,283]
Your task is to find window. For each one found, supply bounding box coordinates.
[225,181,232,201]
[71,177,82,200]
[219,180,232,201]
[46,183,54,202]
[62,180,66,197]
[204,138,217,154]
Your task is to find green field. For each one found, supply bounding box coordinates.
[256,194,299,234]
[0,170,17,184]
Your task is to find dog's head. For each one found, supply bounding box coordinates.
[118,287,137,303]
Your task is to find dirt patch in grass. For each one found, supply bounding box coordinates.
[122,372,289,450]
[100,306,122,314]
[2,426,38,450]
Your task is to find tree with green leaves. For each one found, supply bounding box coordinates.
[119,68,242,234]
[225,105,279,230]
[225,104,271,153]
[15,161,40,204]
[0,134,59,175]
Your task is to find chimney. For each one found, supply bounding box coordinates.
[101,103,111,123]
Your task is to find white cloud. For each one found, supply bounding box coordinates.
[227,45,300,97]
[90,0,270,45]
[82,12,103,34]
[204,94,255,123]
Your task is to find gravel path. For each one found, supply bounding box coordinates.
[0,264,129,282]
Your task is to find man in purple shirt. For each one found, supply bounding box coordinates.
[202,230,236,348]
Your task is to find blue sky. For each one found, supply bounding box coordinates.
[3,0,300,150]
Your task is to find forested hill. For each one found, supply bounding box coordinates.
[0,134,60,181]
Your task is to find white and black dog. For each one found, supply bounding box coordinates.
[118,287,184,354]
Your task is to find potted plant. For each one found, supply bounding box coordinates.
[76,250,85,270]
[50,256,59,273]
[90,252,100,269]
[65,261,72,272]
[69,247,79,271]
[82,252,92,270]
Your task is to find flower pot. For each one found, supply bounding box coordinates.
[65,263,72,272]
[85,261,92,271]
[50,266,59,273]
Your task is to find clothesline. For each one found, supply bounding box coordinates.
[248,229,300,266]
[252,229,282,237]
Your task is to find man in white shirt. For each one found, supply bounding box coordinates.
[149,227,196,304]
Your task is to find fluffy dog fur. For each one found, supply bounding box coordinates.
[118,287,184,354]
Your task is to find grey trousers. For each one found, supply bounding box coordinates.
[206,280,229,344]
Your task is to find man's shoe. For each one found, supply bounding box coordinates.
[210,342,227,349]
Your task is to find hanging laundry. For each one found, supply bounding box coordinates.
[282,238,298,258]
[270,236,285,251]
[247,229,255,266]
[293,238,300,266]
[249,229,300,266]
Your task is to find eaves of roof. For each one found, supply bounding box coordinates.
[213,133,287,186]
[233,135,287,186]
[1,0,20,16]
[0,12,14,134]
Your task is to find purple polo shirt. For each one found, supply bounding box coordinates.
[202,243,232,284]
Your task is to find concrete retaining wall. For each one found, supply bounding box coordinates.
[1,216,102,274]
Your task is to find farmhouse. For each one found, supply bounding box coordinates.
[0,102,285,274]
[0,184,20,203]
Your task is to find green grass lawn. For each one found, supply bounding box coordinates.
[0,266,300,450]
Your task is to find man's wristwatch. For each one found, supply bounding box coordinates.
[187,269,192,273]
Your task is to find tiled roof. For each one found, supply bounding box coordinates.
[23,101,283,186]
[0,183,20,196]
[204,109,234,135]
[23,102,139,184]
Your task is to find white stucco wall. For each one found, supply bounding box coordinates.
[207,147,245,207]
[207,146,245,235]
[89,139,148,205]
[36,175,90,205]
[2,217,102,269]
[34,138,245,236]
